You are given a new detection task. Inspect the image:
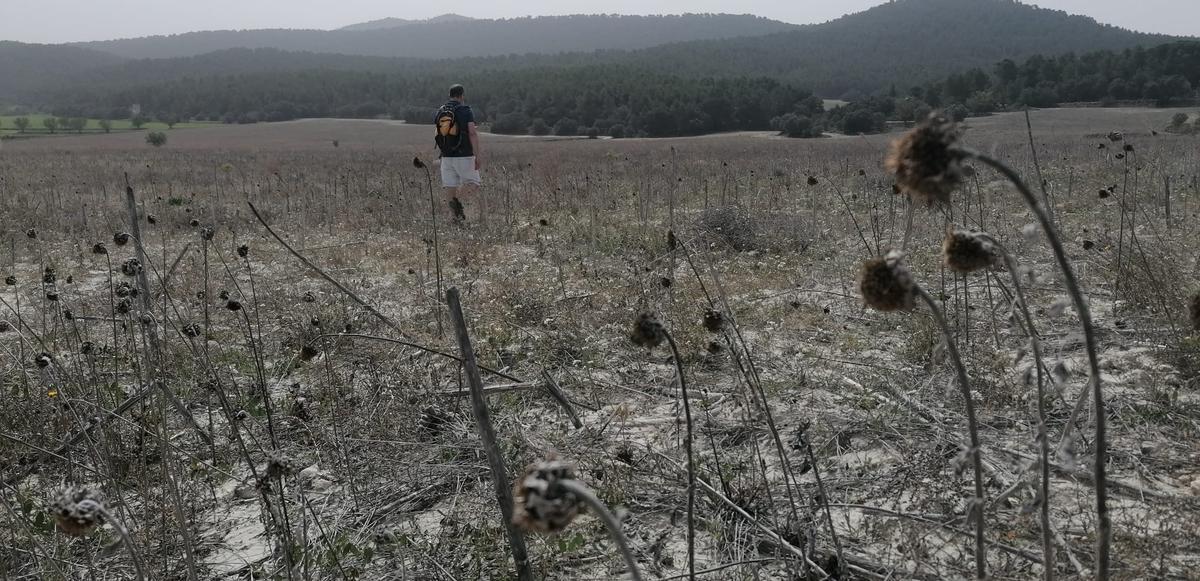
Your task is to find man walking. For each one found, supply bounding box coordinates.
[434,84,481,223]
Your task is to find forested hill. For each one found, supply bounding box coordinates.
[0,42,127,101]
[67,14,796,60]
[615,0,1181,96]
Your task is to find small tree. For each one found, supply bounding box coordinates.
[530,118,549,136]
[553,118,578,136]
[1171,112,1189,128]
[42,117,59,133]
[14,117,30,133]
[145,131,167,147]
[67,117,88,133]
[131,115,148,129]
[99,119,113,133]
[159,113,180,129]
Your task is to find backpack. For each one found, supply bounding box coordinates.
[434,103,465,155]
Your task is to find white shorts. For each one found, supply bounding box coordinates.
[440,156,481,188]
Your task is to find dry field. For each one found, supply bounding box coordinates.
[1,107,1198,580]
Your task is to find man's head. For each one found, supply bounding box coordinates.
[449,84,465,101]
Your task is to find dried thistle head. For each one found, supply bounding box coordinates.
[236,244,249,258]
[4,275,15,286]
[512,457,583,533]
[42,266,56,284]
[121,258,142,277]
[91,243,108,255]
[412,156,426,169]
[886,113,964,206]
[703,309,725,333]
[26,228,38,239]
[113,232,130,246]
[51,486,106,537]
[942,229,997,273]
[35,353,52,368]
[859,251,915,312]
[265,450,298,480]
[1191,292,1200,332]
[0,320,12,333]
[630,313,666,348]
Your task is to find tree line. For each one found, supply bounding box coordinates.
[29,41,1200,139]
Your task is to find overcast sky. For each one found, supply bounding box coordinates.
[4,0,1195,44]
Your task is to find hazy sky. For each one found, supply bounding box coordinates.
[4,0,1196,44]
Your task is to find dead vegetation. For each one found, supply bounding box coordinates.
[1,108,1199,580]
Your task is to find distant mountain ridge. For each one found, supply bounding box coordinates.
[2,0,1189,107]
[66,13,796,60]
[338,14,474,31]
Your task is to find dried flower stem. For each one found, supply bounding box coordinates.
[89,501,146,581]
[914,285,987,580]
[124,177,212,447]
[419,162,446,336]
[661,328,696,581]
[446,287,533,581]
[959,147,1108,580]
[981,235,1054,580]
[552,479,643,581]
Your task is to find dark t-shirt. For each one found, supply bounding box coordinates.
[436,100,474,157]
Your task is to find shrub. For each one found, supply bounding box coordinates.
[145,131,167,147]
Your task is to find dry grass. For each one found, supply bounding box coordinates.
[1,108,1198,580]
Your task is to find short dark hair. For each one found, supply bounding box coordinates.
[449,84,465,98]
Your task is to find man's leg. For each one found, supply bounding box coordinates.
[441,159,466,223]
[447,188,466,223]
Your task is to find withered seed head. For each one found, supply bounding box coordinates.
[121,258,142,277]
[113,232,130,246]
[265,451,297,480]
[51,486,106,537]
[942,229,997,273]
[886,113,964,206]
[0,320,12,333]
[236,244,249,258]
[4,275,15,286]
[26,228,38,239]
[226,300,243,312]
[512,457,583,533]
[412,157,426,169]
[35,353,52,368]
[630,313,666,348]
[859,251,915,312]
[92,243,108,255]
[703,309,725,333]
